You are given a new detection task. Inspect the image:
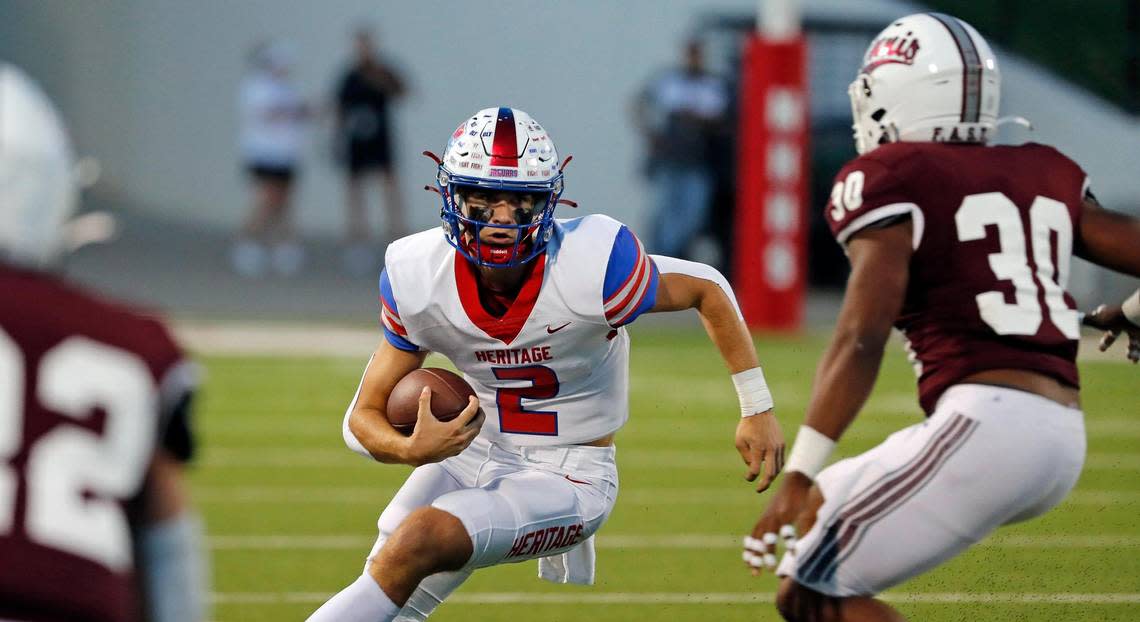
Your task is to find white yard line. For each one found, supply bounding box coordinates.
[207,417,1140,439]
[613,488,1140,507]
[197,448,1140,470]
[206,533,1140,551]
[194,487,1140,507]
[175,321,1131,363]
[209,591,1140,605]
[175,321,380,358]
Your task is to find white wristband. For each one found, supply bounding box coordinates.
[784,426,836,479]
[1123,290,1140,328]
[732,367,774,418]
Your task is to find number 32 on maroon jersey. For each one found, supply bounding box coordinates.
[0,328,153,570]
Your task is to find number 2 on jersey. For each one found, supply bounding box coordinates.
[955,192,1079,339]
[493,365,559,435]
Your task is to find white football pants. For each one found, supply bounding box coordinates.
[778,384,1085,596]
[365,436,619,620]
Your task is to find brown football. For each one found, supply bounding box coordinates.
[386,368,477,435]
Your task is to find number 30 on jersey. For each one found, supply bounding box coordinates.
[956,192,1079,339]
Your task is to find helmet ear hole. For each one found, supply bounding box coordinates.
[871,109,887,122]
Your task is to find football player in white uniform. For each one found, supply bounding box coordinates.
[307,107,785,621]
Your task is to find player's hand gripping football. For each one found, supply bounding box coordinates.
[735,411,785,492]
[405,387,484,466]
[744,471,812,576]
[1084,303,1140,363]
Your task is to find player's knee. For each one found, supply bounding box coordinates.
[776,579,831,622]
[776,578,802,621]
[381,507,472,574]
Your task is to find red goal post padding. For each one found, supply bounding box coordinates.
[733,34,809,331]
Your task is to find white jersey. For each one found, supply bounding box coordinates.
[379,214,659,446]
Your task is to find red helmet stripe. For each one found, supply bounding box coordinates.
[489,107,519,167]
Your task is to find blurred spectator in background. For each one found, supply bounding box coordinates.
[634,39,729,260]
[334,26,408,275]
[0,63,206,622]
[234,40,310,277]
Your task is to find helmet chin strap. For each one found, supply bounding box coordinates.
[461,230,534,265]
[854,120,900,154]
[883,122,901,144]
[995,116,1034,131]
[63,211,118,252]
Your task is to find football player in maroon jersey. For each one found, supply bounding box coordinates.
[742,13,1140,622]
[0,65,206,622]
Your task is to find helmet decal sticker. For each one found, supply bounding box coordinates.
[862,33,921,73]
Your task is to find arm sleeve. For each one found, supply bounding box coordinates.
[825,158,917,247]
[379,268,422,352]
[602,226,660,327]
[137,514,208,622]
[342,355,376,460]
[650,254,743,321]
[157,353,199,463]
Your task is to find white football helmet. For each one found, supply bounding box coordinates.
[0,63,79,268]
[849,13,1001,154]
[434,107,564,267]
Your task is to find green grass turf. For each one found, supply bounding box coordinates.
[191,327,1140,621]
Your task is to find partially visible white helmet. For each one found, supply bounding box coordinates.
[0,63,78,268]
[849,13,1000,155]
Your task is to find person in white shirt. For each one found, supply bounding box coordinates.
[234,41,310,277]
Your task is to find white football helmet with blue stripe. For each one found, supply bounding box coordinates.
[849,13,1001,155]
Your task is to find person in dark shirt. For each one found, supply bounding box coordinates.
[335,27,408,274]
[633,39,729,260]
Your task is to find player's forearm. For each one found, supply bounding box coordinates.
[344,345,428,463]
[651,258,757,372]
[803,321,889,440]
[136,454,207,622]
[1077,200,1140,277]
[801,225,910,440]
[348,408,413,464]
[696,284,760,373]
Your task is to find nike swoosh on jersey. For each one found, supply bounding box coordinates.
[546,322,571,334]
[564,474,592,485]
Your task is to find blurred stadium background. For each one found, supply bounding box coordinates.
[3,1,1138,620]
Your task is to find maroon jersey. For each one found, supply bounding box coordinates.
[825,142,1087,414]
[0,266,195,622]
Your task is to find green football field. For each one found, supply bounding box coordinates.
[192,327,1140,621]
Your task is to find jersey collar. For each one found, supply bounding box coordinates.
[454,251,546,345]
